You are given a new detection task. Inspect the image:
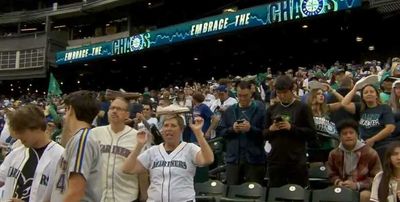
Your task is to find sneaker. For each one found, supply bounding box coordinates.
[355,75,379,90]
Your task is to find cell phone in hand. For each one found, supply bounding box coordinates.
[236,119,245,124]
[274,116,283,122]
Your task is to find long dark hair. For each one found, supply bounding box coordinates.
[360,84,381,113]
[378,141,400,202]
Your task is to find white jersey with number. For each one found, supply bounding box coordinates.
[50,128,103,202]
[0,141,64,202]
[138,142,200,202]
[91,125,140,202]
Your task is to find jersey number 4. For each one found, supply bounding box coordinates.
[56,174,66,193]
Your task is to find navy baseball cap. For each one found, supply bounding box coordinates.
[216,85,228,92]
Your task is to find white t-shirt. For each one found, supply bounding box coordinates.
[147,117,158,128]
[203,94,216,108]
[210,97,238,112]
[0,121,11,145]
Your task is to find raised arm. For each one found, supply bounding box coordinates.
[324,83,344,112]
[121,132,148,174]
[190,117,214,166]
[341,86,357,114]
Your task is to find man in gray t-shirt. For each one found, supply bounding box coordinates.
[51,91,103,202]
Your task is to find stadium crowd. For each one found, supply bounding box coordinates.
[0,57,400,201]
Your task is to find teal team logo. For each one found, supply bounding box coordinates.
[301,0,324,16]
[130,34,146,51]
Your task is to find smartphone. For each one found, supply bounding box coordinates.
[236,119,245,124]
[274,116,283,122]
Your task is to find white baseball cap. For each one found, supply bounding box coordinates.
[392,79,400,88]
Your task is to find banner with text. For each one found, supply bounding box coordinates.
[56,0,362,65]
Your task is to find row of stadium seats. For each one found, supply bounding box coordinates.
[195,181,360,202]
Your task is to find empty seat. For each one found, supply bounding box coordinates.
[220,182,266,202]
[267,184,310,202]
[308,162,331,189]
[311,186,359,202]
[195,180,227,202]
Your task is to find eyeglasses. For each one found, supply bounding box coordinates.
[109,106,128,111]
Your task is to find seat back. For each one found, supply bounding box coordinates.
[267,184,310,202]
[308,163,331,189]
[195,180,227,197]
[312,186,359,202]
[308,164,329,179]
[226,182,266,201]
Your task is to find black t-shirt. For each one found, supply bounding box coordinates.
[14,144,48,201]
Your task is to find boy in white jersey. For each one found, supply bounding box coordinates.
[51,90,102,202]
[0,104,64,202]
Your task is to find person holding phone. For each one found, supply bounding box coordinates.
[217,81,267,185]
[264,75,317,188]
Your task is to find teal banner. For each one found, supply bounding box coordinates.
[56,0,362,65]
[56,42,113,64]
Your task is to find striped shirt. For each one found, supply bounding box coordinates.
[51,128,103,202]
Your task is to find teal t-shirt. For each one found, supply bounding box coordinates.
[380,92,390,104]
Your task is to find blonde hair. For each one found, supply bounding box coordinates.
[307,89,329,116]
[389,83,400,113]
[163,114,185,129]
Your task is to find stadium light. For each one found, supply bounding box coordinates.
[142,65,148,69]
[356,36,363,42]
[77,80,81,84]
[54,25,66,29]
[368,46,375,51]
[217,38,223,42]
[193,57,199,61]
[11,88,13,91]
[223,7,237,13]
[21,28,37,32]
[302,24,308,29]
[60,82,64,85]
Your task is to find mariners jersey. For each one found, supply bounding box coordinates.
[51,128,103,202]
[138,142,200,202]
[0,141,64,202]
[92,125,140,202]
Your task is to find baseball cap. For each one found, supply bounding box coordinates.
[392,79,400,88]
[216,85,228,92]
